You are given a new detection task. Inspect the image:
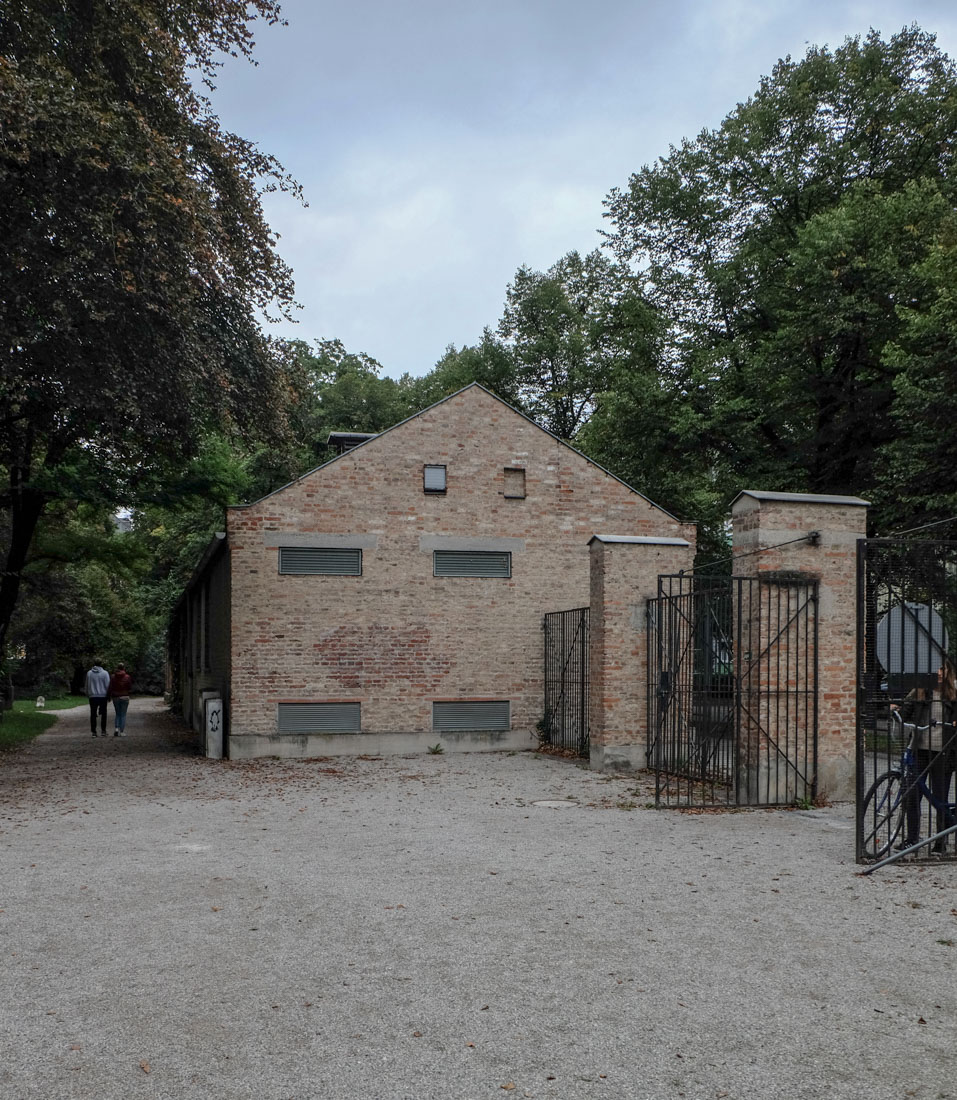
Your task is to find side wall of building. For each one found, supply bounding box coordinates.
[226,386,692,756]
[172,545,231,739]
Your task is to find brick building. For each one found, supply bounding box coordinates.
[170,384,695,759]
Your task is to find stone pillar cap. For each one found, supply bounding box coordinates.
[731,490,869,509]
[589,535,692,546]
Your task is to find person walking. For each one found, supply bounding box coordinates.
[85,660,110,737]
[108,663,133,737]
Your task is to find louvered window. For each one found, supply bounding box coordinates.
[433,550,511,577]
[433,700,510,732]
[279,547,362,575]
[277,702,361,732]
[424,464,447,493]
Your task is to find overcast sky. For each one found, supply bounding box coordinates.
[209,0,957,379]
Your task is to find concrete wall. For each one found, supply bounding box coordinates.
[226,385,692,757]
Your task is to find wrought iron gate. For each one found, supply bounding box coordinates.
[857,539,957,863]
[542,607,589,756]
[649,573,818,807]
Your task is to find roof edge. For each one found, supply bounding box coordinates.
[233,382,685,522]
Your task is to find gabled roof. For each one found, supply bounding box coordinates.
[234,382,683,522]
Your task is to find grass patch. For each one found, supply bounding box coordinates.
[0,695,86,752]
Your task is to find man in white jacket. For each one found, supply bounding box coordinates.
[85,661,110,737]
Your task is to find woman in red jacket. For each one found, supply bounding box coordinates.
[108,663,133,737]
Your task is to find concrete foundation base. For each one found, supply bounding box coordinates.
[737,762,812,807]
[589,742,646,774]
[816,752,855,803]
[227,727,536,759]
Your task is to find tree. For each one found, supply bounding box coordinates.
[408,332,524,411]
[300,339,414,438]
[877,195,957,529]
[6,497,164,695]
[602,27,957,529]
[498,250,646,440]
[0,1,299,672]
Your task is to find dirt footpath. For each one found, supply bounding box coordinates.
[0,699,955,1100]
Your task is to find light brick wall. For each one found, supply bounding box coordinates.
[588,537,695,772]
[226,386,692,755]
[731,492,869,799]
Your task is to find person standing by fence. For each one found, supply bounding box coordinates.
[85,660,110,737]
[108,663,133,737]
[895,661,957,851]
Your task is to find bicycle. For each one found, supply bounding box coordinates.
[860,711,957,859]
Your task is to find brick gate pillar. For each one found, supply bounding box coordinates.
[730,491,869,800]
[588,535,695,773]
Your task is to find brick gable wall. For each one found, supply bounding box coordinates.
[226,386,692,754]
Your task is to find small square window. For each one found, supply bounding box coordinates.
[424,465,447,493]
[504,467,526,498]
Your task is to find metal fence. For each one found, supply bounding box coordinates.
[857,539,957,864]
[649,572,818,808]
[542,607,589,756]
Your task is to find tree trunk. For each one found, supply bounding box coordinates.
[0,466,47,714]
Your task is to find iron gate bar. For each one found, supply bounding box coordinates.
[733,587,817,789]
[543,606,589,756]
[650,573,818,809]
[649,599,699,760]
[856,538,957,864]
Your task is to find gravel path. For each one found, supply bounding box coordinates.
[0,699,955,1100]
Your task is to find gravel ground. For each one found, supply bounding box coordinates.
[0,698,955,1100]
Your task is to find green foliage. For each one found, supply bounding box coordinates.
[0,696,84,751]
[499,250,652,440]
[408,333,523,410]
[9,501,161,695]
[877,199,957,529]
[602,26,957,534]
[0,0,300,664]
[290,339,416,467]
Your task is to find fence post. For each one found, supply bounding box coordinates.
[730,491,869,801]
[588,535,695,773]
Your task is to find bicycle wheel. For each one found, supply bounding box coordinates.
[861,771,904,859]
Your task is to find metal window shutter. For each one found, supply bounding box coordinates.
[424,465,447,492]
[433,700,510,732]
[279,547,362,575]
[278,702,361,732]
[433,550,511,577]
